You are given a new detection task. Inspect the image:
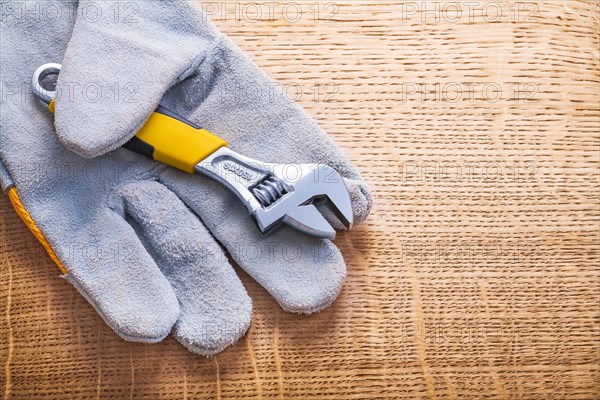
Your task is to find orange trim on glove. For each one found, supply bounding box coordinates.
[7,187,67,274]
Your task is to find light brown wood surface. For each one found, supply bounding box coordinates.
[1,1,599,398]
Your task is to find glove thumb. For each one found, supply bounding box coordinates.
[55,0,219,158]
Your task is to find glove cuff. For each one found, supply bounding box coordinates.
[6,187,67,274]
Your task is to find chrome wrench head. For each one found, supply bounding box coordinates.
[196,147,354,239]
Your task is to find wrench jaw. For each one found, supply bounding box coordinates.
[196,148,354,239]
[281,205,337,239]
[270,164,354,238]
[248,163,354,239]
[308,165,354,231]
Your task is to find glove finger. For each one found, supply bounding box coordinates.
[160,171,346,314]
[55,0,220,158]
[51,205,180,342]
[117,180,252,356]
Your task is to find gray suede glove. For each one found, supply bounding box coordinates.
[0,0,372,355]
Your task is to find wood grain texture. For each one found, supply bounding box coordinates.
[1,1,599,398]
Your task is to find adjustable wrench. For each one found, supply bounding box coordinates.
[32,63,353,239]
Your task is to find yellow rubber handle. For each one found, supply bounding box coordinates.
[132,111,227,174]
[48,100,227,174]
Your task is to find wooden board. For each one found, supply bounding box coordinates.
[1,1,599,398]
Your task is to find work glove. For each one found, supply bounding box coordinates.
[0,0,372,355]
